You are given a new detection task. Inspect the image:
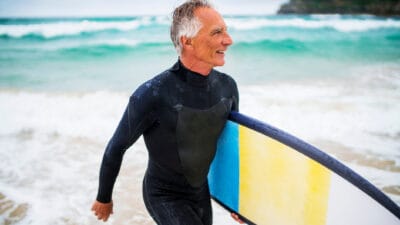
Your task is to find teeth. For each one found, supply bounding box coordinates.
[217,50,224,54]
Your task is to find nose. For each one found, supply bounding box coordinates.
[222,32,233,46]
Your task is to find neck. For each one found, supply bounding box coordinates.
[180,56,212,76]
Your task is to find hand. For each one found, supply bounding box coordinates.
[231,212,245,224]
[91,200,113,222]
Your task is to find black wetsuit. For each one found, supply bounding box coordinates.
[96,60,239,225]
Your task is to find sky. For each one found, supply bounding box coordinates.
[0,0,289,17]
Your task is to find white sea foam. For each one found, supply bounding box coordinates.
[226,16,400,32]
[1,16,399,39]
[14,38,162,52]
[0,20,143,38]
[0,91,128,140]
[90,38,140,47]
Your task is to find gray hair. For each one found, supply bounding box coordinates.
[170,0,212,55]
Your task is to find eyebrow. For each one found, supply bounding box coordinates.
[210,26,227,35]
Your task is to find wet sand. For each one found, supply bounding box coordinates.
[315,140,400,173]
[0,192,28,225]
[314,139,400,202]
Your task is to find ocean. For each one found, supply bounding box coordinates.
[0,15,399,224]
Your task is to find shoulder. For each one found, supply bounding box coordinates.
[129,69,174,105]
[211,69,238,88]
[133,69,174,95]
[212,69,239,110]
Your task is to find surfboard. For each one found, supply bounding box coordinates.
[208,112,400,225]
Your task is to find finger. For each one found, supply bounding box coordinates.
[231,213,245,224]
[96,211,111,221]
[94,209,102,217]
[231,213,238,220]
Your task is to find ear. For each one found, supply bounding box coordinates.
[181,36,193,50]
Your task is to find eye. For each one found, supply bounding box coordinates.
[211,28,223,36]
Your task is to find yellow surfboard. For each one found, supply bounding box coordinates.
[208,112,400,225]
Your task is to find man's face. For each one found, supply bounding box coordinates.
[190,7,233,70]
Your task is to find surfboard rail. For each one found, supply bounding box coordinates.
[227,111,400,220]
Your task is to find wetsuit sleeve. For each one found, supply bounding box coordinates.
[96,83,156,203]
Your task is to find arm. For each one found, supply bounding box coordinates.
[92,82,156,220]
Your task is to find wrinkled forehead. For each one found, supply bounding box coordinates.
[194,7,227,30]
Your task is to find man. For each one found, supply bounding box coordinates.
[91,1,240,224]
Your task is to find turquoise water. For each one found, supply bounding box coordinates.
[0,15,400,224]
[1,15,399,90]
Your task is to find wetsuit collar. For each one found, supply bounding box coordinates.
[171,60,211,88]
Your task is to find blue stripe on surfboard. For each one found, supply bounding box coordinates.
[228,111,400,220]
[208,121,239,212]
